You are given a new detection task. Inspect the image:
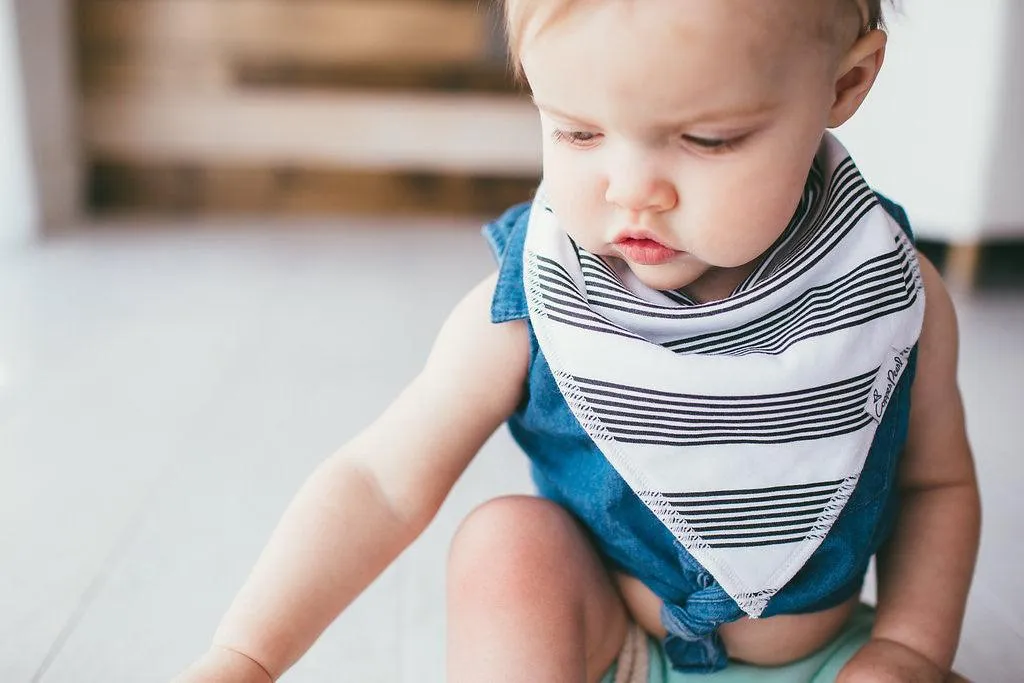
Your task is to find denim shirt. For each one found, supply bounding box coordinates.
[483,195,918,673]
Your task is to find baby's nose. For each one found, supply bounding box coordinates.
[604,169,678,213]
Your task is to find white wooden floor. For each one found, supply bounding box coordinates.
[1,218,1021,682]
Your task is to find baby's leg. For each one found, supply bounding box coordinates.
[447,495,630,683]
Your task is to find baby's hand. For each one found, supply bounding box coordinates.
[836,638,948,683]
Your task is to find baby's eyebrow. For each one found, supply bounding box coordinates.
[646,104,781,136]
[534,98,780,130]
[532,100,599,127]
[675,101,781,125]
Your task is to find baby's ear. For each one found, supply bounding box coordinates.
[828,29,887,128]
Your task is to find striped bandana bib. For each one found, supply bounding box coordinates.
[523,134,925,617]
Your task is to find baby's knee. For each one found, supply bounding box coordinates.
[447,495,582,600]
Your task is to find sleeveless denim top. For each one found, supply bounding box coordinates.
[483,195,918,673]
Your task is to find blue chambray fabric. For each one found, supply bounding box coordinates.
[481,195,917,673]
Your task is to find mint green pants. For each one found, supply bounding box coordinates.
[601,605,873,683]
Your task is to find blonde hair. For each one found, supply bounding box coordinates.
[502,0,886,68]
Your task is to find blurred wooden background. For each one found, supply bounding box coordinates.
[76,0,542,216]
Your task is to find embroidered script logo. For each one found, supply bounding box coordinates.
[871,347,912,419]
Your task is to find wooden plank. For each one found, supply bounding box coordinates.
[87,162,540,216]
[79,51,519,96]
[234,59,521,96]
[78,0,490,65]
[82,92,542,174]
[945,242,983,292]
[79,51,232,94]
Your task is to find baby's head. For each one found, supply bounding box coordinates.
[505,1,885,71]
[504,0,889,300]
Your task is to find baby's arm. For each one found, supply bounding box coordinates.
[838,255,981,682]
[174,273,529,682]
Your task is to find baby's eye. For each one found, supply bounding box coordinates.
[682,134,740,153]
[552,129,601,148]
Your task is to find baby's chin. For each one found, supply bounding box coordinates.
[629,260,759,303]
[626,260,710,294]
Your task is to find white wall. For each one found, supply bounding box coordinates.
[981,0,1024,236]
[9,0,80,240]
[0,0,36,248]
[835,0,1023,243]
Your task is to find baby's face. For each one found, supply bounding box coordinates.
[521,0,848,300]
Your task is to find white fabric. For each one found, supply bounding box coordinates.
[524,134,925,617]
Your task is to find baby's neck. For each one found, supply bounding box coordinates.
[680,259,763,304]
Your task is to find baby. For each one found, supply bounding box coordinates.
[176,0,980,681]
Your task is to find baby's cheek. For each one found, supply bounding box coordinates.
[681,196,769,266]
[719,181,806,261]
[544,177,607,239]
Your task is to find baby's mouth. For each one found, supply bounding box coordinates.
[613,237,681,266]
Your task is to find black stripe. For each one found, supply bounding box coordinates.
[538,290,621,323]
[545,314,642,340]
[663,289,697,305]
[541,301,636,334]
[726,281,918,356]
[536,280,597,311]
[578,252,621,280]
[605,410,871,441]
[709,536,807,549]
[689,515,823,533]
[700,525,815,541]
[667,487,838,507]
[581,393,872,424]
[669,496,836,515]
[583,392,870,422]
[542,302,622,328]
[537,297,643,340]
[576,246,616,274]
[663,479,845,497]
[678,506,828,524]
[588,393,869,423]
[611,414,873,445]
[535,260,585,292]
[730,292,919,357]
[572,369,875,407]
[595,405,867,432]
[588,287,682,310]
[579,257,629,290]
[699,285,914,356]
[532,258,642,340]
[579,265,627,292]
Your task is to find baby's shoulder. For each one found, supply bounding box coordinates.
[421,272,530,422]
[912,255,959,393]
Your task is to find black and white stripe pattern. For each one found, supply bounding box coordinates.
[663,237,919,355]
[532,255,643,341]
[660,480,846,548]
[523,133,925,618]
[734,162,826,293]
[570,370,877,446]
[577,240,700,310]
